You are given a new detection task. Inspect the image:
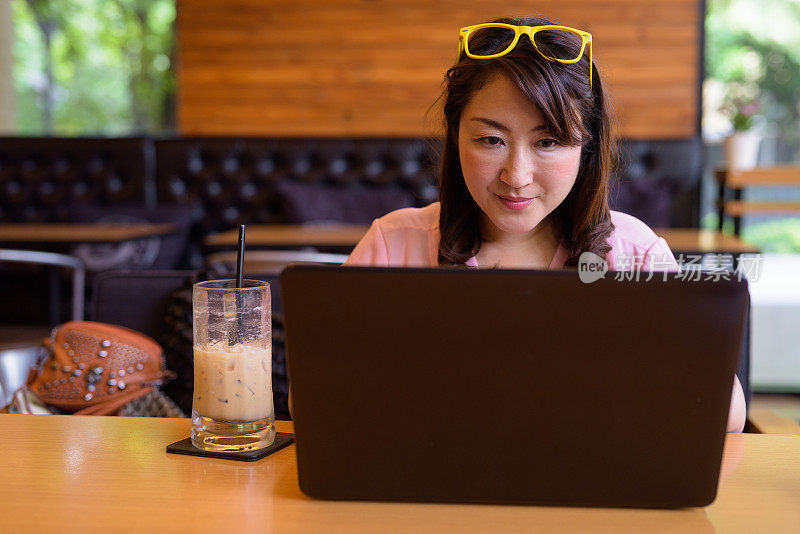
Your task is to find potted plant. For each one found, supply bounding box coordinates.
[721,92,762,170]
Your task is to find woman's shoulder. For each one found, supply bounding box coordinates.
[606,210,678,270]
[345,203,440,267]
[608,210,662,251]
[375,202,440,233]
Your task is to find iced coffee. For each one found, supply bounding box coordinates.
[193,343,273,422]
[191,279,275,452]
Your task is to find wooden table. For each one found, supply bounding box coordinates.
[655,228,760,257]
[205,224,369,249]
[2,415,799,533]
[205,224,760,257]
[0,223,177,244]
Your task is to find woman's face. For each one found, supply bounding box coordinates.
[458,72,582,240]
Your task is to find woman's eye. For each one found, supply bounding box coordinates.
[539,138,560,149]
[477,136,503,147]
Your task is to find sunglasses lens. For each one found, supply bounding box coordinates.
[532,29,584,61]
[465,26,516,57]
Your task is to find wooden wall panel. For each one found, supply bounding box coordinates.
[177,0,700,139]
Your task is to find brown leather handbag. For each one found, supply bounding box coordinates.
[27,321,175,415]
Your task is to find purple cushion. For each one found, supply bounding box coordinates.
[274,180,416,225]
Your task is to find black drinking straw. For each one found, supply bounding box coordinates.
[232,224,246,345]
[236,224,246,289]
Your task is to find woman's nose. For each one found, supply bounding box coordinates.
[499,148,534,189]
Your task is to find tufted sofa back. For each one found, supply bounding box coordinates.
[0,137,154,222]
[155,138,440,232]
[0,136,702,230]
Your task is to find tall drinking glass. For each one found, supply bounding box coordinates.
[191,279,275,451]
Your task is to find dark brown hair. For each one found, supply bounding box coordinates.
[437,15,616,266]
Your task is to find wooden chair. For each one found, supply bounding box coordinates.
[716,166,800,236]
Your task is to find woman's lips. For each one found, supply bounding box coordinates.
[497,195,535,210]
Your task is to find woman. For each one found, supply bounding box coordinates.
[344,15,746,431]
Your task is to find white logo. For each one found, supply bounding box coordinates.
[578,252,608,283]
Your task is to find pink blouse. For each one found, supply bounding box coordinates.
[344,202,679,270]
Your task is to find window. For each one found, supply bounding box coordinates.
[703,0,800,251]
[11,0,176,135]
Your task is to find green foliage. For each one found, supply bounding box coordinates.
[701,213,800,253]
[743,218,800,253]
[12,0,175,135]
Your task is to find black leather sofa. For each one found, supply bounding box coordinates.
[1,136,702,234]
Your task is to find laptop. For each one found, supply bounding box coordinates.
[280,265,749,508]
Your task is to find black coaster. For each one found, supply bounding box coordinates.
[166,432,294,462]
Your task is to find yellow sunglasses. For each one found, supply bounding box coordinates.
[458,23,593,87]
